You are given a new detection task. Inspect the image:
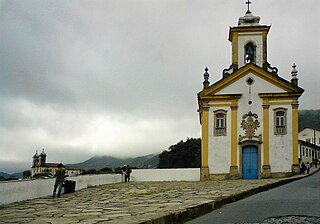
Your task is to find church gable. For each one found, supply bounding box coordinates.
[199,64,304,98]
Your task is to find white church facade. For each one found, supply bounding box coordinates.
[197,8,304,180]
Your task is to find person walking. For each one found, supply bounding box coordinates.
[301,162,306,174]
[306,162,310,174]
[53,163,65,198]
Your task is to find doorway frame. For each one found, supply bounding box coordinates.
[239,141,261,179]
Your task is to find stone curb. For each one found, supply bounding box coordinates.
[143,168,320,224]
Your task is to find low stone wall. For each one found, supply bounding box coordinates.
[0,168,200,205]
[131,168,200,182]
[0,174,122,205]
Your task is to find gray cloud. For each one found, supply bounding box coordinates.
[0,0,319,173]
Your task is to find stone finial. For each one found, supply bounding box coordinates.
[291,63,298,86]
[203,67,210,89]
[33,150,38,158]
[41,148,46,155]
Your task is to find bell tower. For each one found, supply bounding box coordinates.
[40,148,47,166]
[223,1,278,77]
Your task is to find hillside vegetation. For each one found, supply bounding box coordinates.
[299,110,320,130]
[158,138,200,168]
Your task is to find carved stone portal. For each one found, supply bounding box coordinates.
[239,111,262,142]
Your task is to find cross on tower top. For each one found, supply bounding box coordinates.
[245,0,252,13]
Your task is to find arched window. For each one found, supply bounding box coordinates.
[274,108,287,135]
[245,42,255,64]
[214,110,227,136]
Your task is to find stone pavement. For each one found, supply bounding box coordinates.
[237,215,320,224]
[0,168,318,224]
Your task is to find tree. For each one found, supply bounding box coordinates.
[23,170,31,179]
[81,169,97,175]
[158,138,201,168]
[299,110,320,130]
[97,167,113,174]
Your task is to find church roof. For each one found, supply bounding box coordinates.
[198,63,304,98]
[42,163,82,170]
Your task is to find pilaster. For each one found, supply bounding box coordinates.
[230,105,239,178]
[262,104,271,178]
[201,103,209,180]
[291,102,300,174]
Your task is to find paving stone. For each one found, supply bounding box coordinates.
[0,169,318,224]
[238,215,320,224]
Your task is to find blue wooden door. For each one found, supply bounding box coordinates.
[242,146,258,179]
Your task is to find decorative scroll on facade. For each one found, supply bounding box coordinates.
[239,111,262,142]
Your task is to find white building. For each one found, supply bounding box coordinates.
[197,8,304,180]
[298,128,320,165]
[299,127,320,146]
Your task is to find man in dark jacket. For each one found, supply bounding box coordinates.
[121,164,132,182]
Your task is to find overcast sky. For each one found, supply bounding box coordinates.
[0,0,319,173]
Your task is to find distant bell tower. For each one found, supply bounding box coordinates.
[223,0,278,77]
[40,148,47,166]
[32,151,39,168]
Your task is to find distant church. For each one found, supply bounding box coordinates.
[32,149,82,177]
[197,4,304,180]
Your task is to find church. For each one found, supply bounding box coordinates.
[197,4,304,180]
[31,149,82,178]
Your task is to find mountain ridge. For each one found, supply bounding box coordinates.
[67,153,159,171]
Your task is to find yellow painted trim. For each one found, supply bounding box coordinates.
[263,31,267,65]
[238,32,263,36]
[268,101,292,105]
[229,25,270,42]
[201,94,242,102]
[232,33,238,65]
[292,104,299,164]
[263,105,270,166]
[201,108,209,168]
[231,106,238,166]
[209,103,232,107]
[259,93,302,99]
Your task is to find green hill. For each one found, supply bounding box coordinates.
[299,109,320,130]
[67,153,159,171]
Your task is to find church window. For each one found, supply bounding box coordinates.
[214,110,227,136]
[244,42,256,64]
[274,108,287,135]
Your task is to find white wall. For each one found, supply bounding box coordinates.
[0,169,200,205]
[131,168,200,182]
[0,174,122,205]
[269,105,293,172]
[206,72,295,175]
[299,128,320,146]
[208,106,231,174]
